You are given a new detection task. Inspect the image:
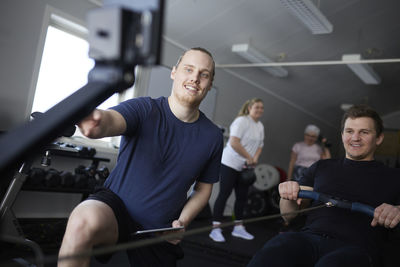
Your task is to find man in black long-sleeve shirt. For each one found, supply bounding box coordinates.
[248,104,400,267]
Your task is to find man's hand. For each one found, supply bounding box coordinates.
[371,203,400,229]
[78,109,126,139]
[279,181,302,206]
[165,220,185,245]
[78,109,103,138]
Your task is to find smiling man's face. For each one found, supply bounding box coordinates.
[170,50,213,108]
[342,117,384,161]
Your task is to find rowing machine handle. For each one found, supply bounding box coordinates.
[297,190,319,201]
[298,190,400,233]
[298,190,375,217]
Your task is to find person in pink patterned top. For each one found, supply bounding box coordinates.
[287,124,331,181]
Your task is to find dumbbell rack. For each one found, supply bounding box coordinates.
[0,143,110,266]
[22,143,110,195]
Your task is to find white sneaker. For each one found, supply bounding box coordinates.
[231,225,254,240]
[209,228,225,242]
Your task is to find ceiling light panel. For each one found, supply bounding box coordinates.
[280,0,333,34]
[342,54,381,85]
[232,44,288,77]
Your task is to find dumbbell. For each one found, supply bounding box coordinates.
[96,166,110,186]
[87,176,97,191]
[60,171,75,188]
[75,165,86,175]
[28,167,46,186]
[86,147,96,157]
[45,169,61,187]
[74,173,88,189]
[84,165,97,177]
[75,146,96,157]
[74,166,96,190]
[85,165,97,190]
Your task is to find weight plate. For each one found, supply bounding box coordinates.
[253,164,280,191]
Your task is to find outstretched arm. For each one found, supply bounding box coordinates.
[78,109,126,139]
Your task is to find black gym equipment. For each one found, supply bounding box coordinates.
[44,169,62,188]
[0,1,165,265]
[0,159,45,266]
[60,171,75,188]
[239,164,257,186]
[244,191,269,218]
[96,166,110,186]
[31,112,76,138]
[27,168,46,187]
[244,165,286,218]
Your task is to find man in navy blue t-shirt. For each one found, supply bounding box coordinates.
[248,105,400,267]
[58,47,223,267]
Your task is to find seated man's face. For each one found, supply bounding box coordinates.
[342,117,384,161]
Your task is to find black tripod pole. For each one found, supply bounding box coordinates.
[0,64,135,175]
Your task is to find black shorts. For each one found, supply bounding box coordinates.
[87,187,184,266]
[87,186,139,244]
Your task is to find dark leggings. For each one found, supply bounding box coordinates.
[212,164,250,221]
[247,231,376,267]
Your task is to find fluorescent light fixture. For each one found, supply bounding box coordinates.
[232,44,288,77]
[340,103,353,111]
[280,0,333,34]
[342,54,381,85]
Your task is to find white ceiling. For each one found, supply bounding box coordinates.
[162,0,400,128]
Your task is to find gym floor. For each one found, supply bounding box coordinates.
[92,216,286,267]
[2,214,400,267]
[0,215,285,267]
[177,217,284,267]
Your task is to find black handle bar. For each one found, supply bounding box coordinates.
[298,190,375,217]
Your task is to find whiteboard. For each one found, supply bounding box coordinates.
[147,65,217,120]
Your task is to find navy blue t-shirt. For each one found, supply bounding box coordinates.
[104,97,223,229]
[300,158,400,255]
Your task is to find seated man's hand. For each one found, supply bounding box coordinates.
[371,203,400,229]
[279,181,302,205]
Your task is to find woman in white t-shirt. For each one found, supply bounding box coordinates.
[209,98,264,242]
[287,124,331,182]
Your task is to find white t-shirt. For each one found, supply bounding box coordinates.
[221,115,264,171]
